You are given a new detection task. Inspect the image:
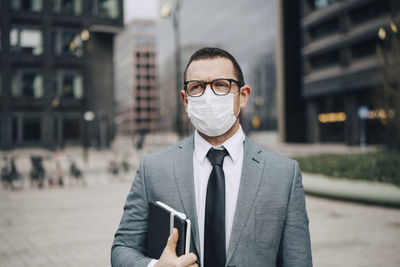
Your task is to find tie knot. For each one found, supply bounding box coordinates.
[207,148,229,167]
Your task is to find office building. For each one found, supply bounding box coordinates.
[278,0,399,144]
[0,0,123,149]
[114,19,160,136]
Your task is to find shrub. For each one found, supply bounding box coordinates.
[293,150,400,186]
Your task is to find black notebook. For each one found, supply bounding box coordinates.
[147,201,191,259]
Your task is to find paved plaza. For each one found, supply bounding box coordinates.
[0,134,399,267]
[1,176,399,267]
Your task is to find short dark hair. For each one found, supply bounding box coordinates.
[183,47,245,87]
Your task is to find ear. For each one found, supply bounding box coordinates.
[180,90,188,112]
[239,85,251,109]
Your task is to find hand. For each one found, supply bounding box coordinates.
[155,228,198,267]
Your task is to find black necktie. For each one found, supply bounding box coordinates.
[204,147,229,267]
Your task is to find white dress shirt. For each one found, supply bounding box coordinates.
[193,126,245,266]
[148,126,245,267]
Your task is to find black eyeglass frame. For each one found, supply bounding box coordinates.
[183,78,242,97]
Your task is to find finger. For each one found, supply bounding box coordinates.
[165,228,179,252]
[176,252,197,266]
[188,264,198,267]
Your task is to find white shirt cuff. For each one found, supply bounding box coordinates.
[147,259,158,267]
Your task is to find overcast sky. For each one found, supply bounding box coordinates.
[124,0,159,24]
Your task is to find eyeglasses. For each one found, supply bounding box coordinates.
[184,78,241,97]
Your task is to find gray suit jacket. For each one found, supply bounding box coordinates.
[111,135,312,267]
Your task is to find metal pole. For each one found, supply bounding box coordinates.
[360,118,366,153]
[173,1,183,137]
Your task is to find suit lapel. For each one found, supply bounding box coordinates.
[226,137,265,264]
[173,135,201,258]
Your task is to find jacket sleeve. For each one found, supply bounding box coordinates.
[111,157,153,267]
[277,162,313,267]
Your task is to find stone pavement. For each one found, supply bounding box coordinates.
[1,177,399,267]
[0,132,399,266]
[307,195,400,267]
[0,175,128,267]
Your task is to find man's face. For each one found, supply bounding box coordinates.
[181,57,248,114]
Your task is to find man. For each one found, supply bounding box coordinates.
[112,47,312,267]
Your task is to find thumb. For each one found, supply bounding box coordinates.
[165,228,179,253]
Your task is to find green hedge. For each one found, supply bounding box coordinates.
[293,151,400,186]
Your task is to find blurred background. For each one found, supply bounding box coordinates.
[0,0,399,266]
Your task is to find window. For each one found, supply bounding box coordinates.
[309,50,340,69]
[10,27,43,55]
[23,117,41,142]
[53,0,82,15]
[351,38,380,59]
[309,18,339,40]
[62,74,83,99]
[53,30,84,57]
[307,0,337,10]
[350,0,390,26]
[54,72,83,99]
[93,0,119,19]
[134,24,154,35]
[11,0,42,12]
[135,38,149,46]
[11,72,44,98]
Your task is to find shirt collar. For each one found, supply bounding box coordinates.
[194,125,245,163]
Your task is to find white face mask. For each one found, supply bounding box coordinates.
[187,88,240,137]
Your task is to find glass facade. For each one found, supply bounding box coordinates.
[309,18,339,41]
[349,0,390,26]
[10,28,43,55]
[11,72,44,98]
[53,30,84,57]
[62,73,83,99]
[1,0,123,149]
[350,37,380,59]
[63,118,80,140]
[301,0,395,144]
[54,72,83,99]
[309,50,340,69]
[309,0,337,10]
[23,117,41,142]
[11,0,42,12]
[53,0,82,15]
[93,0,119,19]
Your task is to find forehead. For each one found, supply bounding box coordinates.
[186,57,236,81]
